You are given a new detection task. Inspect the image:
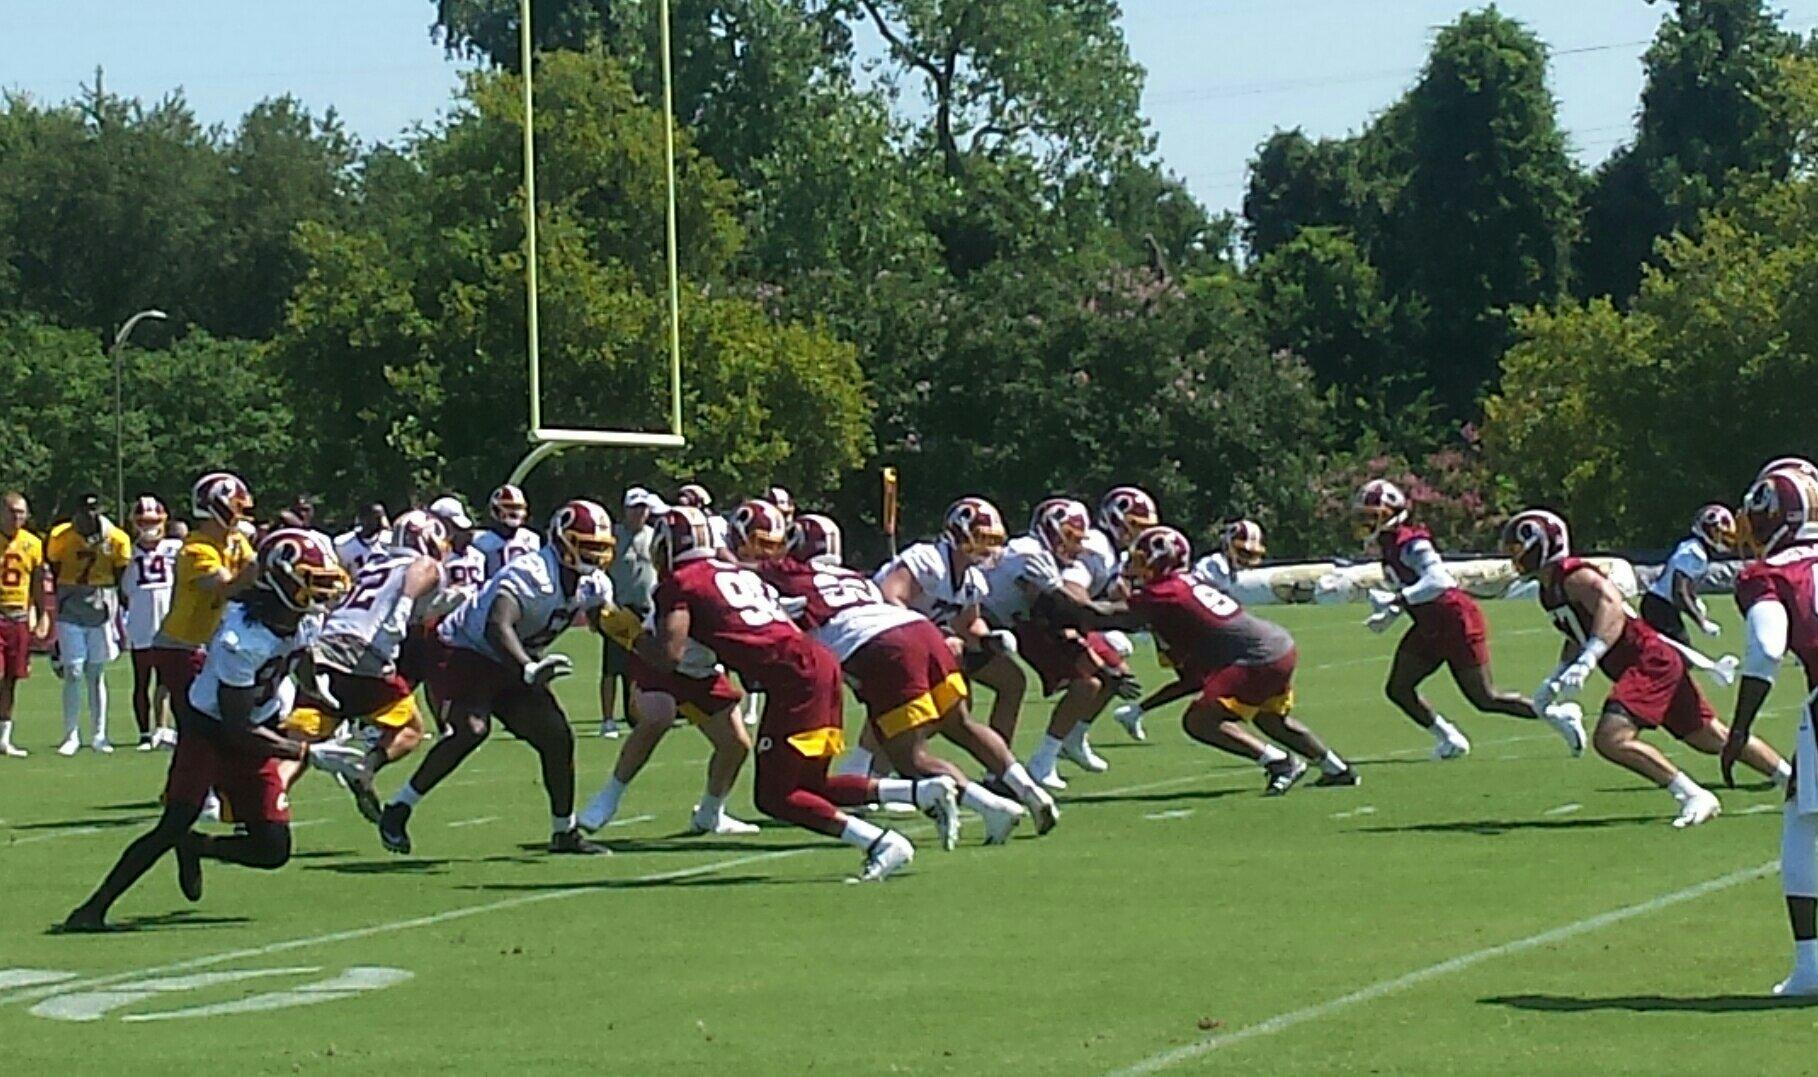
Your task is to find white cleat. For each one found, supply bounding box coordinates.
[1112,702,1147,743]
[918,776,961,851]
[136,737,156,752]
[1027,756,1068,791]
[850,831,914,883]
[1,743,26,758]
[90,738,114,755]
[1672,791,1722,829]
[597,719,622,739]
[1541,702,1587,757]
[1061,727,1109,773]
[1772,972,1818,997]
[1430,733,1471,761]
[56,735,80,757]
[688,807,760,836]
[1022,786,1060,835]
[577,793,614,834]
[977,797,1026,846]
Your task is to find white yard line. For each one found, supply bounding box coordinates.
[1107,860,1779,1077]
[445,816,498,829]
[1543,803,1582,816]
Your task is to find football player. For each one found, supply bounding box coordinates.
[1075,526,1358,794]
[674,482,733,550]
[1722,463,1818,995]
[59,530,366,933]
[121,496,183,750]
[45,493,133,755]
[149,473,259,705]
[1354,479,1584,759]
[764,485,796,524]
[1085,486,1159,748]
[379,500,617,856]
[281,510,454,822]
[1503,509,1785,827]
[472,484,542,578]
[642,505,929,881]
[755,509,1055,843]
[1639,504,1734,644]
[983,498,1141,790]
[332,502,392,575]
[0,491,48,757]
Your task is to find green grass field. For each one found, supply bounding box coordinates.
[3,600,1813,1074]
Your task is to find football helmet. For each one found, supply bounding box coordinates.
[943,497,1008,563]
[1691,503,1737,552]
[676,483,713,510]
[130,495,168,542]
[1351,479,1408,539]
[392,510,450,560]
[547,500,616,571]
[1756,456,1818,484]
[1501,509,1570,576]
[653,506,719,574]
[489,484,529,529]
[729,499,788,562]
[1738,469,1818,558]
[786,513,843,566]
[255,528,348,611]
[1096,486,1160,547]
[765,485,796,521]
[1031,497,1092,562]
[191,471,253,528]
[1129,525,1192,584]
[1222,519,1267,568]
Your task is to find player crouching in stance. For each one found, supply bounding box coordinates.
[60,531,367,932]
[1355,479,1586,759]
[1640,504,1734,644]
[1503,509,1786,828]
[1721,463,1818,995]
[280,510,455,823]
[643,505,922,881]
[756,510,1056,843]
[379,501,618,856]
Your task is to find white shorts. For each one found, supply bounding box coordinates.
[1797,693,1818,817]
[57,621,119,669]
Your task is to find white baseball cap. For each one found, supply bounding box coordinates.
[428,495,474,529]
[623,487,668,513]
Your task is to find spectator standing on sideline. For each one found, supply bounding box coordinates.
[600,487,664,738]
[46,494,132,755]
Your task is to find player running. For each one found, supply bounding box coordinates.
[121,497,183,750]
[380,501,618,856]
[1503,509,1785,827]
[1354,479,1584,759]
[46,493,133,755]
[59,530,366,933]
[0,491,48,757]
[755,509,1054,843]
[473,484,541,578]
[643,505,935,881]
[1639,504,1734,644]
[1721,463,1818,994]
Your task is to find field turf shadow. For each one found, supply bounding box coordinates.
[1066,787,1245,807]
[1357,814,1658,836]
[304,857,453,875]
[1484,993,1816,1014]
[46,910,254,935]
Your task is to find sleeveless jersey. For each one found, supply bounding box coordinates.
[758,557,925,661]
[1128,572,1293,680]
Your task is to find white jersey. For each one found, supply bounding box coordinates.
[120,538,183,651]
[333,529,392,575]
[443,545,486,601]
[873,540,988,628]
[980,536,1067,626]
[1075,529,1120,599]
[1194,551,1235,593]
[319,551,435,675]
[473,526,543,578]
[188,602,318,727]
[440,546,612,663]
[707,515,733,551]
[1648,537,1713,602]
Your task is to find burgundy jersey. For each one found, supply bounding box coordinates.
[755,557,924,661]
[1736,544,1818,690]
[1129,572,1294,681]
[1539,556,1654,676]
[655,558,807,681]
[1378,524,1434,588]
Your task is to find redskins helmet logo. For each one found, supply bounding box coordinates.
[489,484,529,528]
[1500,509,1570,577]
[1097,486,1159,547]
[548,500,616,571]
[944,497,1007,563]
[1129,525,1191,584]
[787,514,843,565]
[730,500,788,562]
[392,510,450,560]
[256,528,347,611]
[1351,479,1409,540]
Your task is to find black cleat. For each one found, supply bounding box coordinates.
[55,904,114,934]
[1264,758,1309,797]
[549,828,610,855]
[379,803,413,855]
[1313,767,1361,788]
[176,834,204,902]
[349,776,384,825]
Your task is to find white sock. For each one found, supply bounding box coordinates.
[1000,762,1043,802]
[86,666,107,741]
[838,815,885,851]
[834,746,875,778]
[1063,722,1090,749]
[960,782,1017,815]
[1666,772,1702,803]
[61,670,82,739]
[595,775,628,820]
[1430,715,1462,742]
[876,777,917,806]
[696,788,726,817]
[1257,744,1289,768]
[1776,761,1795,789]
[0,718,11,746]
[1796,939,1818,977]
[1030,734,1064,770]
[1318,750,1347,776]
[553,812,576,833]
[390,783,424,809]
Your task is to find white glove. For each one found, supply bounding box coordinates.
[522,654,574,686]
[1366,588,1400,616]
[309,669,341,711]
[988,629,1019,656]
[1365,610,1398,634]
[1698,618,1722,638]
[1555,658,1594,697]
[305,742,371,782]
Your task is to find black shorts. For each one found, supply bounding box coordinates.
[1639,592,1690,646]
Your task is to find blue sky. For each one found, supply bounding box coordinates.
[4,1,1817,217]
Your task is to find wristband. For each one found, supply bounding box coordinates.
[1574,637,1610,668]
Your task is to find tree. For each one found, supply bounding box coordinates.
[1242,130,1360,258]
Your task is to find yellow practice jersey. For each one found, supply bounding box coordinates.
[45,522,132,588]
[0,529,43,614]
[157,529,256,648]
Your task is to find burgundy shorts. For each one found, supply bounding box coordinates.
[1397,591,1492,671]
[1199,649,1298,712]
[626,651,742,721]
[151,646,206,698]
[843,619,967,738]
[1012,624,1126,696]
[1605,638,1715,739]
[755,639,845,744]
[163,720,290,824]
[0,617,30,679]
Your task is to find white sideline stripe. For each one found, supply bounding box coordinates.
[8,826,105,846]
[605,813,656,828]
[446,816,498,829]
[1107,859,1779,1077]
[1742,804,1779,816]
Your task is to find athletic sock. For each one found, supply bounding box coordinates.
[0,718,12,747]
[1030,734,1064,771]
[875,777,917,806]
[696,788,726,817]
[1257,744,1289,768]
[1776,761,1795,789]
[1318,750,1348,776]
[960,782,1017,815]
[1666,772,1702,803]
[1796,939,1818,979]
[552,813,576,834]
[999,762,1044,802]
[390,783,424,809]
[596,775,628,820]
[838,815,885,851]
[1430,715,1463,742]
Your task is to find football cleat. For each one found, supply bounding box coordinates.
[549,828,611,855]
[1112,702,1148,743]
[1541,702,1587,757]
[977,796,1026,846]
[597,718,623,739]
[1312,767,1362,788]
[56,734,80,757]
[1431,731,1472,761]
[1025,787,1061,835]
[1264,757,1308,797]
[1027,755,1068,791]
[175,834,204,902]
[347,773,384,825]
[200,792,223,824]
[378,802,413,854]
[1,742,27,758]
[851,831,914,883]
[1773,972,1818,997]
[1061,726,1110,773]
[918,776,962,851]
[1672,791,1721,829]
[688,807,761,836]
[137,736,156,753]
[91,738,114,755]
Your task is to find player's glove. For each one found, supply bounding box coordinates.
[1698,618,1722,638]
[1366,588,1400,616]
[1364,609,1399,634]
[305,742,371,782]
[522,654,574,686]
[1104,669,1143,700]
[596,606,644,650]
[1555,657,1594,697]
[982,629,1018,657]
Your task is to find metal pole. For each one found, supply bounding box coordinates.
[109,309,166,517]
[659,0,683,437]
[519,0,542,437]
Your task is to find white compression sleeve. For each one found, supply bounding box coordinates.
[1397,540,1455,606]
[1744,600,1790,684]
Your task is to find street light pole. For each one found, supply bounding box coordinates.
[110,309,167,518]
